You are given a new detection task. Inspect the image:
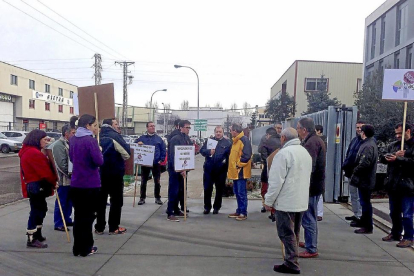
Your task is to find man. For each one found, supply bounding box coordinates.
[51,124,76,232]
[315,125,326,222]
[95,118,130,235]
[166,120,192,222]
[342,121,365,223]
[200,126,231,214]
[228,124,252,221]
[380,123,414,247]
[296,117,326,258]
[265,127,312,274]
[135,121,167,205]
[350,124,378,234]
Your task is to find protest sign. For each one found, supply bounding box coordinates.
[174,145,195,171]
[130,143,155,167]
[206,138,218,150]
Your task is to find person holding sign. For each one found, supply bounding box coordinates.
[135,121,166,205]
[200,126,231,214]
[95,118,130,235]
[227,124,252,221]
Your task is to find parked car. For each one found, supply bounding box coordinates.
[1,131,28,143]
[46,132,61,140]
[0,132,22,153]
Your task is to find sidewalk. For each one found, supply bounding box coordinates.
[0,197,413,276]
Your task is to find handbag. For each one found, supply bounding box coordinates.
[21,162,53,198]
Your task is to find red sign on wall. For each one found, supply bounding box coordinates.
[39,123,46,130]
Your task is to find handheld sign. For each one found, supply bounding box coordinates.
[382,69,414,101]
[174,145,195,171]
[206,138,218,150]
[130,143,155,167]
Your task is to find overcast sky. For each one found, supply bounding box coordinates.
[0,0,386,111]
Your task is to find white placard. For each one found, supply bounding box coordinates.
[206,138,218,150]
[130,143,155,167]
[174,145,195,171]
[382,69,414,101]
[32,90,74,106]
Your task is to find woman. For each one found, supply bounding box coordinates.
[69,114,103,257]
[19,130,58,248]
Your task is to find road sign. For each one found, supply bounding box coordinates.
[194,119,207,131]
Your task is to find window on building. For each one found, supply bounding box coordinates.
[365,26,370,62]
[371,22,376,60]
[45,84,50,93]
[29,79,35,90]
[45,102,50,111]
[10,75,18,85]
[394,52,400,69]
[406,46,413,69]
[305,78,328,92]
[29,99,35,109]
[69,91,74,99]
[58,88,63,96]
[58,105,63,113]
[70,107,74,114]
[396,1,408,46]
[356,78,362,92]
[380,16,386,54]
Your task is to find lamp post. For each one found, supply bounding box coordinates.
[174,64,200,138]
[150,89,167,121]
[161,102,166,135]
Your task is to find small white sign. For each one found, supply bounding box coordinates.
[32,90,74,106]
[174,145,195,171]
[383,69,414,101]
[206,138,218,150]
[130,143,155,167]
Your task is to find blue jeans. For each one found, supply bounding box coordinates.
[302,195,320,254]
[358,188,373,231]
[389,194,414,240]
[233,179,248,216]
[54,186,73,228]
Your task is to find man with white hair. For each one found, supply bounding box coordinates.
[264,127,312,274]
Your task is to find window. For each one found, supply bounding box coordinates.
[356,78,362,92]
[29,99,35,109]
[69,91,74,99]
[45,102,50,111]
[380,16,385,54]
[29,79,35,89]
[365,26,370,62]
[371,22,376,59]
[58,105,63,113]
[396,1,408,46]
[10,75,18,85]
[45,84,50,93]
[58,88,63,96]
[70,107,74,114]
[394,52,400,69]
[406,46,413,69]
[305,78,328,92]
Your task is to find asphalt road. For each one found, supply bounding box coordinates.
[0,155,22,205]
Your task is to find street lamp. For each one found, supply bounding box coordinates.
[174,64,200,138]
[150,89,167,121]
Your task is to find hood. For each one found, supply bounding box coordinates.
[232,131,244,144]
[75,127,93,137]
[100,124,119,135]
[18,144,39,158]
[282,138,301,148]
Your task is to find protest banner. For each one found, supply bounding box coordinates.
[174,145,195,220]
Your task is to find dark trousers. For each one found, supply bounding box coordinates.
[389,193,414,240]
[141,164,161,199]
[27,193,48,230]
[358,188,373,231]
[275,211,303,272]
[70,187,99,256]
[203,169,226,211]
[167,169,184,216]
[95,174,124,232]
[54,186,73,228]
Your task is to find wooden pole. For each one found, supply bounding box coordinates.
[401,101,408,150]
[133,164,139,207]
[183,172,187,221]
[56,190,70,243]
[94,93,100,142]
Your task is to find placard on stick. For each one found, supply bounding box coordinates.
[382,69,414,101]
[174,146,195,171]
[130,143,155,167]
[78,83,115,119]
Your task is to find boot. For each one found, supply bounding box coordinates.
[33,225,46,242]
[27,229,48,248]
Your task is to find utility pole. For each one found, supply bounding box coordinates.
[92,53,102,85]
[115,61,135,134]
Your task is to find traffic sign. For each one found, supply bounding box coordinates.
[194,119,207,131]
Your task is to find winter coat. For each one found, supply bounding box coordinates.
[200,137,231,173]
[259,133,281,161]
[50,137,71,186]
[168,132,191,170]
[69,127,104,189]
[380,137,414,196]
[135,133,166,164]
[228,132,252,180]
[342,135,363,178]
[350,137,378,190]
[19,145,58,198]
[265,138,312,212]
[100,125,130,177]
[167,129,191,145]
[301,131,326,197]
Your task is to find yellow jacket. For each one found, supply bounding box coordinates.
[227,132,252,180]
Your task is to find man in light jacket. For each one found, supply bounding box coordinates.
[264,127,312,274]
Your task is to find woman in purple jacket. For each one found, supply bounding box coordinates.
[69,114,103,257]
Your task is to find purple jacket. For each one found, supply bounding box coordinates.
[69,127,104,189]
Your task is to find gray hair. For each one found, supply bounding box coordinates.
[281,127,298,141]
[298,117,315,133]
[231,124,243,133]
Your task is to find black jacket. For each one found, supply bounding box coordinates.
[168,132,191,170]
[350,137,378,190]
[342,135,363,178]
[200,137,231,173]
[302,131,326,197]
[259,133,281,161]
[380,137,414,196]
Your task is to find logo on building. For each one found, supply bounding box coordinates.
[0,93,12,102]
[32,90,73,106]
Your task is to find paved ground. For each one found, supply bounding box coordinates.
[0,155,22,205]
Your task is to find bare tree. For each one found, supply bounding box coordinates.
[205,104,211,108]
[180,100,189,110]
[242,102,252,116]
[214,102,222,108]
[230,103,238,110]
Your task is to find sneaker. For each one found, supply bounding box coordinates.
[235,214,247,221]
[354,228,373,234]
[298,241,305,248]
[299,251,318,258]
[273,264,300,274]
[228,213,240,218]
[167,215,180,222]
[203,209,210,215]
[94,229,104,235]
[261,206,266,213]
[54,226,69,232]
[345,215,359,221]
[87,246,98,256]
[213,209,219,215]
[27,239,48,249]
[382,234,401,242]
[155,198,163,205]
[109,227,127,235]
[396,239,413,248]
[138,198,145,205]
[175,211,188,218]
[317,216,323,221]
